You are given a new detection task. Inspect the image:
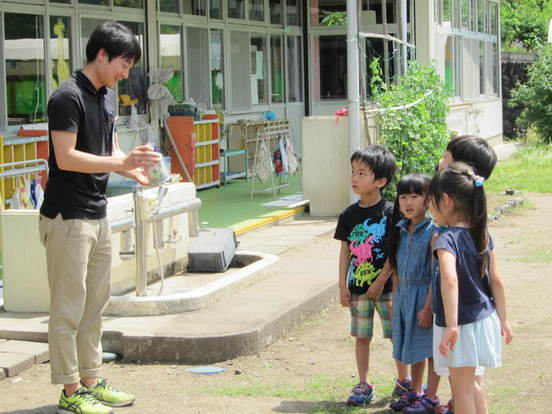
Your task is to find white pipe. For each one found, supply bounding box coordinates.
[346,0,360,202]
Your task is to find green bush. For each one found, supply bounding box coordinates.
[510,46,552,143]
[369,59,451,193]
[501,0,552,52]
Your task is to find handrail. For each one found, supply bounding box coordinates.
[0,159,48,178]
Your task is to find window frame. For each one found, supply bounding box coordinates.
[308,0,411,106]
[436,0,500,102]
[0,0,303,129]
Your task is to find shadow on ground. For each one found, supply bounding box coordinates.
[2,406,58,414]
[272,397,394,413]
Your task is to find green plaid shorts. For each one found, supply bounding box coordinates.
[350,291,393,338]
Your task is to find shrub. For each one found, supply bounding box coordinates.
[510,46,552,143]
[369,59,451,194]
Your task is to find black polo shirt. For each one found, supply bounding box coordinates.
[41,71,117,219]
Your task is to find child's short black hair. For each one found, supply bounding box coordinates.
[350,145,396,190]
[86,21,141,64]
[446,135,497,180]
[396,173,431,197]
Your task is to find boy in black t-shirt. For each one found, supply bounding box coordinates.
[334,145,406,406]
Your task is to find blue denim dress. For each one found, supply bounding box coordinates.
[392,218,437,364]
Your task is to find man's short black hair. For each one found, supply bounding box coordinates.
[86,21,141,64]
[350,145,396,190]
[446,135,497,180]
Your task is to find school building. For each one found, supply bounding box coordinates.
[0,0,502,182]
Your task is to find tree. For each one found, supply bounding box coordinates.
[509,46,552,143]
[501,0,552,51]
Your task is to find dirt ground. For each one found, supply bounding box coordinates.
[1,194,551,414]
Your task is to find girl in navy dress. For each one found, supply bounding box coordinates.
[429,162,513,414]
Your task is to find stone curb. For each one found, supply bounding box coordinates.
[489,197,525,221]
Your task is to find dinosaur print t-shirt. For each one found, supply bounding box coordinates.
[334,199,394,295]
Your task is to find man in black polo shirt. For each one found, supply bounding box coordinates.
[39,22,160,414]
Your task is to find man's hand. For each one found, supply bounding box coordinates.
[122,145,161,171]
[339,287,352,307]
[126,168,151,186]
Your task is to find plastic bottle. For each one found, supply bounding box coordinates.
[146,143,170,185]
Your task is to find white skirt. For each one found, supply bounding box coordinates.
[433,311,502,377]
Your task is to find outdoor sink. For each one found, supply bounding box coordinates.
[104,251,278,317]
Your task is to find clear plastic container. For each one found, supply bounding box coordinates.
[146,143,170,185]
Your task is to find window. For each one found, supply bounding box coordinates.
[270,0,283,24]
[250,34,267,104]
[489,2,498,36]
[210,0,223,19]
[160,25,184,103]
[228,0,245,18]
[210,30,224,108]
[435,0,442,23]
[444,36,460,97]
[443,0,452,25]
[230,31,250,109]
[81,19,147,116]
[5,13,46,125]
[114,0,144,7]
[366,0,397,24]
[491,41,499,95]
[311,0,346,26]
[286,36,303,102]
[183,0,206,16]
[50,16,72,91]
[477,0,484,32]
[160,0,180,13]
[81,18,104,61]
[186,27,210,106]
[315,35,347,100]
[250,0,265,21]
[479,40,485,95]
[286,0,301,26]
[116,21,146,116]
[50,0,72,3]
[270,35,284,102]
[79,0,109,5]
[461,0,469,29]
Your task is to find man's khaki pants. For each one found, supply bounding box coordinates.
[39,214,112,385]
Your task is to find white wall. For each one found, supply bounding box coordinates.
[447,99,503,142]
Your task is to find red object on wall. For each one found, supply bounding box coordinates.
[166,116,195,181]
[16,129,49,189]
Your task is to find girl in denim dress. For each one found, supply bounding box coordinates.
[388,174,442,414]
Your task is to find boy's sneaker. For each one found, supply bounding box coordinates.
[403,396,441,414]
[392,376,412,397]
[58,388,114,414]
[84,379,136,407]
[346,382,376,406]
[389,391,421,411]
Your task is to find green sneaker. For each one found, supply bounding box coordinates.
[58,388,114,414]
[85,379,136,407]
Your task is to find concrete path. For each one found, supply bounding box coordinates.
[0,215,338,370]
